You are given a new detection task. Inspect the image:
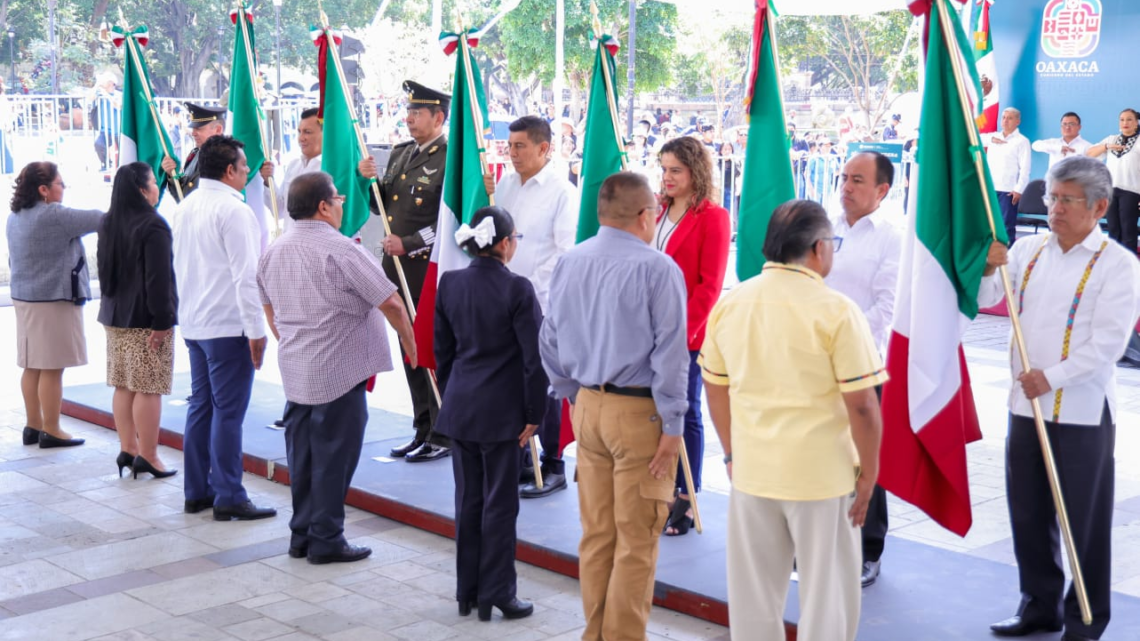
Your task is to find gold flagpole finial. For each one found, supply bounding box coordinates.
[590,1,602,39]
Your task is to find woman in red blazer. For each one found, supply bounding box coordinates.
[655,136,731,536]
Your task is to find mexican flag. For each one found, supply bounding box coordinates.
[576,34,624,243]
[412,30,491,370]
[115,26,178,198]
[315,27,372,238]
[228,5,270,248]
[971,0,999,133]
[879,0,1006,537]
[736,0,796,281]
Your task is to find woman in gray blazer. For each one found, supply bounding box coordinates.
[8,161,104,448]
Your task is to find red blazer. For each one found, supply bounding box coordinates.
[658,199,731,351]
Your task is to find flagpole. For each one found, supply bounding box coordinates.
[933,0,1090,624]
[318,16,444,412]
[235,1,282,238]
[589,2,700,535]
[117,10,183,202]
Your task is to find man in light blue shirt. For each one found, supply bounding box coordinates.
[539,171,688,641]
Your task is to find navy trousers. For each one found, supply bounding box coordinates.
[997,191,1019,246]
[284,380,368,556]
[1007,408,1114,639]
[183,337,254,507]
[452,438,520,606]
[537,392,564,475]
[676,350,704,495]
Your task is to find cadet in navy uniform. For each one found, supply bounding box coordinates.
[359,80,451,463]
[433,206,544,622]
[162,103,226,202]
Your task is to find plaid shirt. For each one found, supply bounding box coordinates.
[257,220,398,405]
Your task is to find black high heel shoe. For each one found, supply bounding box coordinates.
[458,599,477,616]
[132,455,177,479]
[116,452,135,478]
[39,431,85,448]
[477,597,534,621]
[22,426,41,445]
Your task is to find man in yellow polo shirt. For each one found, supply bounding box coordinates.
[701,199,885,641]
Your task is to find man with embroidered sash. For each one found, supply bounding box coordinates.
[358,80,451,463]
[982,156,1140,641]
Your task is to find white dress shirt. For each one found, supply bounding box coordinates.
[986,129,1032,194]
[1098,134,1140,194]
[977,229,1140,425]
[173,178,267,341]
[266,153,322,233]
[494,160,579,313]
[1031,135,1091,169]
[824,207,903,351]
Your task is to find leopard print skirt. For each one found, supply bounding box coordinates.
[104,326,174,395]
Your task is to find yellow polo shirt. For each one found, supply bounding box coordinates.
[700,263,887,501]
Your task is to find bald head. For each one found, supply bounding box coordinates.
[597,172,657,243]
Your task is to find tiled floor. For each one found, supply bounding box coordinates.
[0,417,728,641]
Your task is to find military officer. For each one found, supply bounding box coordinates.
[359,80,451,463]
[162,103,226,201]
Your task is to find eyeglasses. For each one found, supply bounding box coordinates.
[327,195,346,204]
[1061,122,1080,127]
[819,236,843,252]
[511,233,525,241]
[1044,194,1086,208]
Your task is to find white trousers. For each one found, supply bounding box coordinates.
[727,489,861,641]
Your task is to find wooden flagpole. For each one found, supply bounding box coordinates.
[234,0,281,238]
[933,0,1090,624]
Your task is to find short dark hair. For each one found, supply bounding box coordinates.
[508,115,552,145]
[598,172,652,223]
[460,206,515,258]
[1061,111,1081,125]
[762,199,833,264]
[10,161,59,212]
[300,107,320,121]
[287,172,336,220]
[861,151,895,188]
[197,135,245,180]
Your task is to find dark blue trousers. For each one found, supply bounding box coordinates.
[997,191,1018,246]
[183,337,254,507]
[284,380,368,556]
[452,438,520,606]
[1007,408,1114,639]
[676,349,704,495]
[537,392,564,475]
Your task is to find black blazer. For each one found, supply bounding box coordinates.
[433,257,548,443]
[96,212,178,331]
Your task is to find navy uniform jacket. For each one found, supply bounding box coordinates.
[433,257,548,443]
[166,147,201,201]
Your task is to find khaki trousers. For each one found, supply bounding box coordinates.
[573,389,677,641]
[727,489,860,641]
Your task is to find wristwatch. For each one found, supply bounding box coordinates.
[723,453,732,464]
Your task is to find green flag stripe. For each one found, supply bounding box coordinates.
[915,0,1006,319]
[230,11,266,183]
[442,45,491,225]
[320,38,372,238]
[576,44,624,244]
[120,38,177,196]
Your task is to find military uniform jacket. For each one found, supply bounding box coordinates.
[167,147,201,202]
[374,135,447,299]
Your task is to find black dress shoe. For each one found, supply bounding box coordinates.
[406,442,451,463]
[519,466,536,485]
[861,560,881,588]
[39,431,85,448]
[184,495,216,514]
[390,437,424,458]
[288,544,308,559]
[308,543,372,565]
[458,599,477,616]
[213,501,277,521]
[478,597,533,621]
[116,451,135,478]
[22,426,41,445]
[990,614,1063,636]
[520,472,568,498]
[1061,633,1094,641]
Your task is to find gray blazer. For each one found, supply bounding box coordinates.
[7,202,104,303]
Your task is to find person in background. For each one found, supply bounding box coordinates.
[1032,112,1091,170]
[656,137,731,536]
[434,206,545,621]
[7,161,104,449]
[985,107,1032,245]
[97,163,178,480]
[881,114,901,141]
[90,73,121,171]
[266,107,323,234]
[1086,108,1140,254]
[703,199,885,641]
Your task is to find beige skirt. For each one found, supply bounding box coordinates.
[14,300,87,369]
[105,326,175,395]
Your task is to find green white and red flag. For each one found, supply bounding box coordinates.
[971,0,999,133]
[412,29,491,370]
[736,0,795,281]
[227,3,270,246]
[880,0,1007,537]
[314,26,372,238]
[575,33,624,243]
[115,25,178,199]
